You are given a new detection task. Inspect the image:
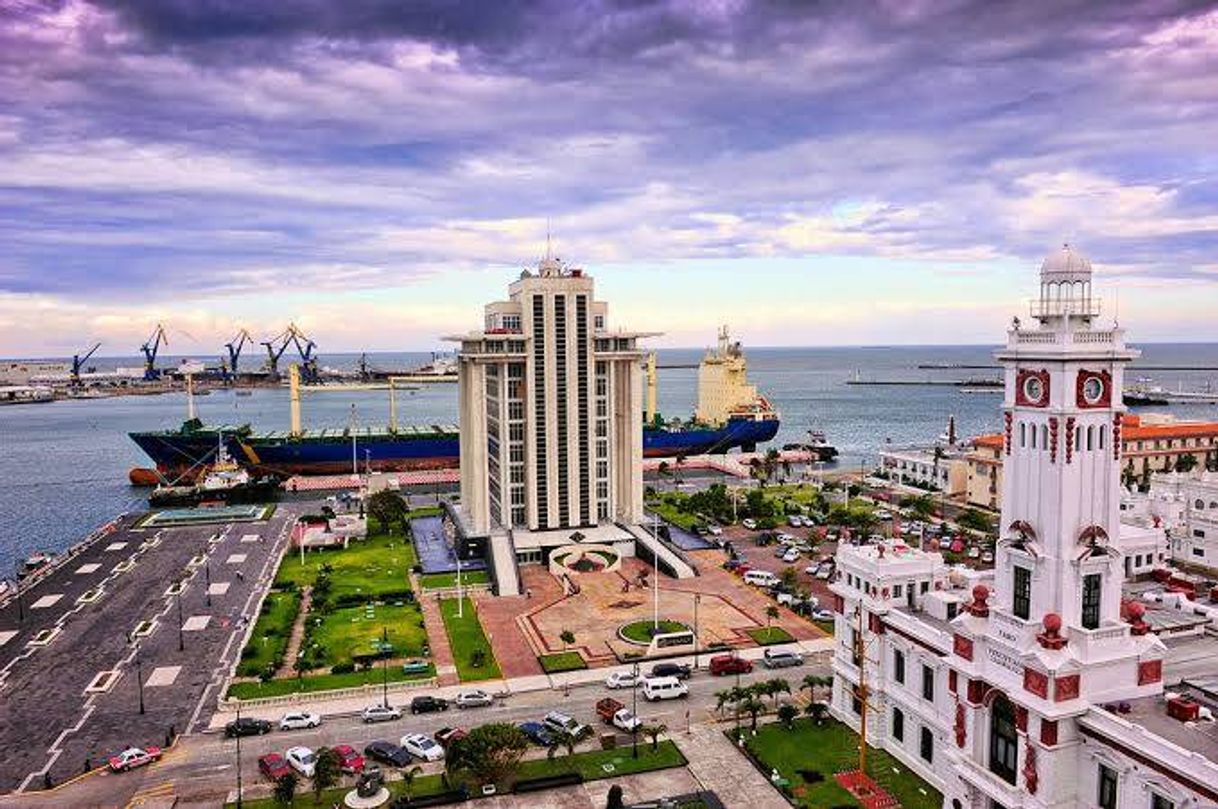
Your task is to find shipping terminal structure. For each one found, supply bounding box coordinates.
[128,323,784,485]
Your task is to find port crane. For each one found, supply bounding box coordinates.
[261,323,319,383]
[224,328,253,379]
[140,324,167,380]
[70,342,101,386]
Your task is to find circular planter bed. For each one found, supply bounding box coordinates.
[618,619,691,645]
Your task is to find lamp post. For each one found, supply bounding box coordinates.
[693,593,701,670]
[456,555,463,619]
[631,661,640,760]
[381,626,389,709]
[14,563,24,623]
[204,561,211,608]
[234,705,244,809]
[176,579,185,652]
[652,511,660,633]
[129,633,145,715]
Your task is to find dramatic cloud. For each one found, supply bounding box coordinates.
[1,0,1217,354]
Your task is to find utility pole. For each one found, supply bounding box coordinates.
[205,562,211,608]
[693,593,701,670]
[129,634,145,715]
[381,627,389,709]
[235,705,244,809]
[631,661,640,760]
[854,605,870,776]
[652,511,660,632]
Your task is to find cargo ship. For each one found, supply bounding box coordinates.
[129,331,786,482]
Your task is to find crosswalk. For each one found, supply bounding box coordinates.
[124,781,175,808]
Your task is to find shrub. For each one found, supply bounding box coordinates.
[330,661,356,675]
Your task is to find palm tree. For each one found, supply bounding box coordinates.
[804,700,829,725]
[801,673,833,703]
[642,723,668,752]
[762,677,790,709]
[764,604,780,631]
[400,765,424,801]
[740,696,765,731]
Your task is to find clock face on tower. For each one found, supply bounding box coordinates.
[1016,369,1050,407]
[1076,370,1112,408]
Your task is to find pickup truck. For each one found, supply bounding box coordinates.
[595,698,642,732]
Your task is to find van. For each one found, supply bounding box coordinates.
[641,676,689,701]
[744,570,780,588]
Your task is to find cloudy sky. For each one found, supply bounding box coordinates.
[2,0,1217,358]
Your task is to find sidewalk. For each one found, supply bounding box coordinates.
[682,722,791,809]
[205,637,834,729]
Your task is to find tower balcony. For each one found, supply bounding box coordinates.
[1029,296,1102,320]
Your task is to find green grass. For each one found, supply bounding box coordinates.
[235,590,301,677]
[309,602,429,668]
[747,626,795,645]
[538,651,587,673]
[743,718,941,809]
[814,620,835,636]
[440,597,502,681]
[517,740,686,782]
[619,619,689,643]
[646,498,701,531]
[224,771,448,808]
[273,527,416,600]
[226,662,434,700]
[419,569,491,589]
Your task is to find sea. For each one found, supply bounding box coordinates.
[2,343,1216,575]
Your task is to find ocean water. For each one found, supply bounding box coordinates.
[2,343,1215,574]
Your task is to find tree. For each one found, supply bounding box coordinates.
[759,677,790,708]
[560,629,575,652]
[715,686,747,716]
[642,723,668,752]
[956,508,994,534]
[367,489,409,533]
[445,723,531,787]
[740,696,765,731]
[1177,453,1199,473]
[400,765,424,801]
[804,700,829,724]
[801,673,832,703]
[765,605,780,629]
[777,704,799,729]
[779,566,799,590]
[312,746,341,801]
[901,494,936,522]
[273,771,299,805]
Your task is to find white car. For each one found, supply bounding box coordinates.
[967,546,981,559]
[279,711,322,731]
[605,671,639,689]
[981,550,994,563]
[782,548,801,563]
[742,518,758,530]
[361,704,402,723]
[609,707,642,732]
[811,608,835,621]
[804,564,819,575]
[815,566,833,580]
[286,746,317,778]
[707,525,723,536]
[401,733,445,762]
[455,689,494,708]
[787,515,803,527]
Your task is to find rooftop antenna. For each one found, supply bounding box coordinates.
[545,217,553,261]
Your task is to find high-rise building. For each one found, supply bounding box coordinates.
[827,246,1218,809]
[447,254,690,594]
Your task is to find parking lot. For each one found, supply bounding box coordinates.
[0,502,303,792]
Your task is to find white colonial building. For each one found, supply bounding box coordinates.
[830,245,1218,809]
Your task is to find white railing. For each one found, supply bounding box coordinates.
[1015,331,1057,345]
[1072,330,1115,344]
[219,676,437,711]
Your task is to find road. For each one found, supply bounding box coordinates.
[0,651,833,808]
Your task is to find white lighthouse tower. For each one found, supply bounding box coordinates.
[941,245,1167,809]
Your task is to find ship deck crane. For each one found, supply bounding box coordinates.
[288,325,320,384]
[140,325,167,380]
[224,328,253,379]
[71,342,101,386]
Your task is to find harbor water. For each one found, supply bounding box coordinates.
[2,343,1215,574]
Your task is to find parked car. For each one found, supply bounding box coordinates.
[804,564,820,575]
[596,698,642,732]
[815,566,833,580]
[777,591,814,608]
[605,670,639,689]
[707,524,723,536]
[744,570,780,587]
[108,747,162,773]
[649,662,692,680]
[782,548,801,563]
[518,721,556,747]
[401,659,431,675]
[434,727,468,749]
[811,608,835,622]
[762,649,804,669]
[333,744,365,775]
[224,717,271,738]
[279,711,322,731]
[410,695,449,714]
[742,518,758,530]
[542,710,592,740]
[361,704,402,724]
[787,515,803,527]
[286,746,317,778]
[709,654,753,676]
[454,689,494,708]
[401,733,445,762]
[982,550,994,563]
[967,546,980,559]
[363,740,411,768]
[642,676,689,701]
[257,752,291,782]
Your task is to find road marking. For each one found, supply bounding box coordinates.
[146,665,182,687]
[0,630,16,648]
[240,534,260,543]
[183,615,211,631]
[208,582,231,596]
[75,563,101,575]
[30,594,63,609]
[225,553,247,565]
[104,542,129,552]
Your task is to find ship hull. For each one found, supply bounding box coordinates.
[130,416,780,479]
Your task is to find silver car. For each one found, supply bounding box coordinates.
[361,704,402,723]
[454,689,494,709]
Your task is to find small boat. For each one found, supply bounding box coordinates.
[149,442,281,507]
[235,390,253,397]
[17,551,55,580]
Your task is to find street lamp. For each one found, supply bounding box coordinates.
[128,633,145,715]
[381,627,390,709]
[176,579,185,652]
[631,661,640,760]
[204,561,211,608]
[234,705,244,809]
[14,563,24,623]
[693,594,701,670]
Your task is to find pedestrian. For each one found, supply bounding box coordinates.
[526,588,532,599]
[237,570,245,582]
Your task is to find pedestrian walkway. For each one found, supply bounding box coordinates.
[418,593,459,686]
[274,585,312,678]
[683,722,790,809]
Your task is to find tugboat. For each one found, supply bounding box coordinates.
[17,551,55,581]
[149,442,280,507]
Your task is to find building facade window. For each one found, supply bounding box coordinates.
[1081,573,1102,630]
[1097,764,1117,809]
[894,649,905,684]
[921,664,934,702]
[920,727,933,763]
[1152,795,1175,809]
[892,707,904,741]
[1013,566,1031,620]
[989,695,1018,785]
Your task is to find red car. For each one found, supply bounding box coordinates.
[709,654,753,676]
[108,746,162,773]
[333,744,365,775]
[434,727,468,748]
[258,753,292,782]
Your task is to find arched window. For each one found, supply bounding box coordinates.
[989,695,1019,785]
[1197,499,1206,510]
[1041,424,1049,451]
[1076,425,1083,451]
[1030,424,1037,449]
[1099,426,1107,450]
[1020,423,1027,448]
[1087,425,1094,451]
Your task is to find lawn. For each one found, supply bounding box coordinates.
[309,602,429,668]
[747,626,795,645]
[273,526,416,600]
[419,569,491,589]
[517,739,686,782]
[235,590,301,677]
[225,771,448,808]
[226,662,434,700]
[440,597,502,681]
[538,651,587,673]
[742,718,941,809]
[620,619,689,643]
[647,497,701,531]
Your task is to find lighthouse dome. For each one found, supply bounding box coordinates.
[1040,243,1092,284]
